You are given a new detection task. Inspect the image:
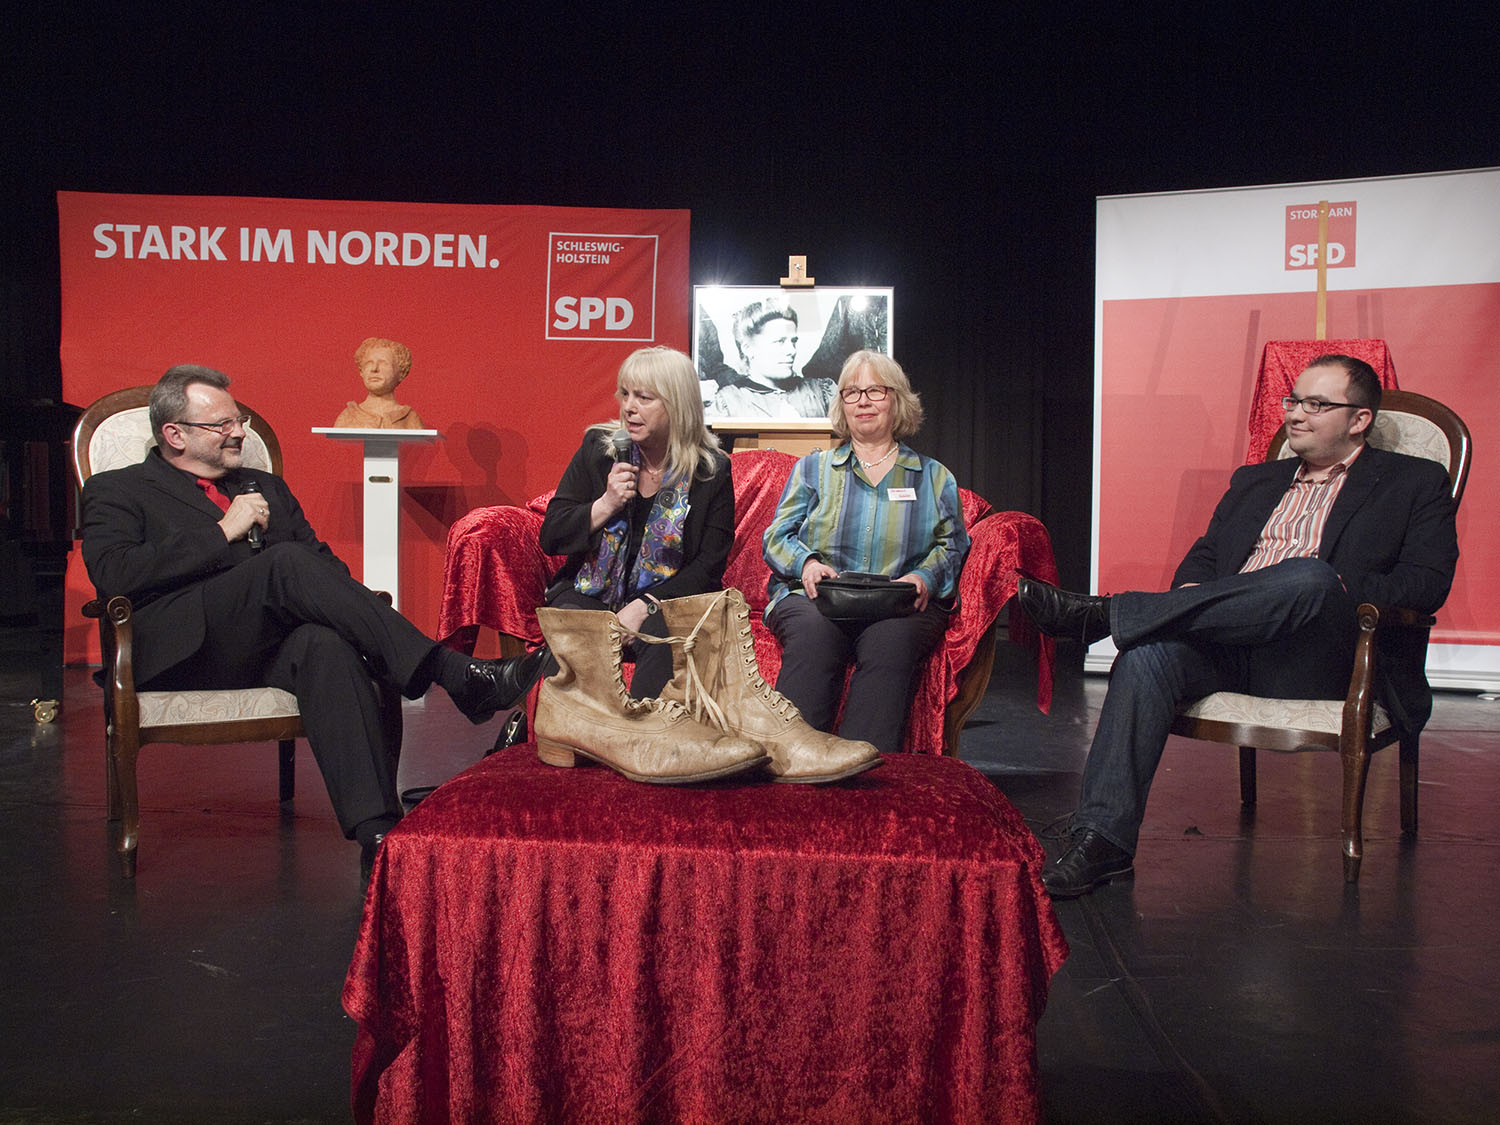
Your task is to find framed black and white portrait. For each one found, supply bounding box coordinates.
[693,286,893,423]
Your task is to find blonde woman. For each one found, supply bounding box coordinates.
[540,346,734,697]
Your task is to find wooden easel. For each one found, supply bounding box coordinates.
[1315,200,1330,340]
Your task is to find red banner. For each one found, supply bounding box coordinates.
[59,191,690,662]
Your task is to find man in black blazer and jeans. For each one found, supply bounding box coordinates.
[81,365,549,872]
[1018,355,1459,897]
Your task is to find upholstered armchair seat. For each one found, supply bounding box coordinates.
[1177,691,1392,739]
[133,686,303,727]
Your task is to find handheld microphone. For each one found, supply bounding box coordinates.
[240,479,264,550]
[611,428,632,462]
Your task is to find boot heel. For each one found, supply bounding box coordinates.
[536,739,579,768]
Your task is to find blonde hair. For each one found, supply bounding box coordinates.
[354,337,413,380]
[829,350,924,441]
[591,346,722,481]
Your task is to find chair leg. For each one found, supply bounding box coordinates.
[105,720,123,822]
[1238,746,1257,806]
[1340,739,1374,884]
[114,729,142,878]
[1399,733,1419,837]
[278,740,296,803]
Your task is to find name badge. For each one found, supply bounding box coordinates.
[887,487,917,501]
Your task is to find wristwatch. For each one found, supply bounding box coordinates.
[644,599,660,616]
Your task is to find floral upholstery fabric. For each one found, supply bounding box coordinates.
[89,406,274,473]
[1178,691,1391,737]
[137,687,300,728]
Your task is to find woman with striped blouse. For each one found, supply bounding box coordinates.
[761,350,970,753]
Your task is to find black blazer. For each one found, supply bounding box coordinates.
[1172,444,1459,731]
[81,449,343,685]
[539,433,735,605]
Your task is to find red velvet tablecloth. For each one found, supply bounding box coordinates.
[344,749,1069,1124]
[1247,339,1399,463]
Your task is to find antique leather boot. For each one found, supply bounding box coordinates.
[653,589,883,784]
[532,605,768,784]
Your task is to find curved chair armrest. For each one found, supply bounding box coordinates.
[958,510,1059,713]
[101,595,141,729]
[905,509,1060,755]
[1341,601,1435,738]
[1365,603,1438,631]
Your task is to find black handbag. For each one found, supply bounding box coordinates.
[813,572,919,624]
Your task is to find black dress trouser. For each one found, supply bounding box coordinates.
[139,544,432,834]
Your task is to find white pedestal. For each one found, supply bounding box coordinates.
[312,428,441,611]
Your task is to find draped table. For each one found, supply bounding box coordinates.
[344,749,1069,1124]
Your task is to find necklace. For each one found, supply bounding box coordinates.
[857,444,898,470]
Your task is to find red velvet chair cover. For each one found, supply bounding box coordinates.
[438,448,1058,752]
[1247,339,1399,463]
[344,748,1070,1124]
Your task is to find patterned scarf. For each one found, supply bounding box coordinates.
[573,450,691,608]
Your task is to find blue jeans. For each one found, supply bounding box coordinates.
[1076,558,1358,854]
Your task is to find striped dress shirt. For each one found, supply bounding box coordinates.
[1240,446,1363,573]
[762,443,970,614]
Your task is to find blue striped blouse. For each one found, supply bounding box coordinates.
[762,443,971,614]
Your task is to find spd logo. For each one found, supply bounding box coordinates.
[1284,202,1357,270]
[546,233,659,341]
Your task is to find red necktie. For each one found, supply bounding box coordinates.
[195,477,232,513]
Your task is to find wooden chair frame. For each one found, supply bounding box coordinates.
[1169,389,1471,882]
[73,385,400,876]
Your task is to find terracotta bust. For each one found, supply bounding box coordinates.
[334,337,424,429]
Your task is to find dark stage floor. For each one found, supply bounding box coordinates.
[2,623,1498,1123]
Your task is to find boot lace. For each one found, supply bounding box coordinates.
[623,591,804,726]
[736,620,799,720]
[617,600,729,725]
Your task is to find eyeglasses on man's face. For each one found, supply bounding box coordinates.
[1280,395,1361,415]
[175,415,252,435]
[840,385,891,403]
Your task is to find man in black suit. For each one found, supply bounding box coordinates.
[81,365,548,872]
[1018,355,1459,897]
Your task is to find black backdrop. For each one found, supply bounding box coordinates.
[5,5,1497,598]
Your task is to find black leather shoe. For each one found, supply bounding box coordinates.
[1017,577,1111,645]
[360,832,385,882]
[453,647,551,725]
[1042,829,1134,898]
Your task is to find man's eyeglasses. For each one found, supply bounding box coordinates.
[839,385,891,403]
[1280,396,1362,415]
[175,415,251,434]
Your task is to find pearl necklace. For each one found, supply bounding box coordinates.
[857,444,898,470]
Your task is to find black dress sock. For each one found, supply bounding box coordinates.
[418,645,473,697]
